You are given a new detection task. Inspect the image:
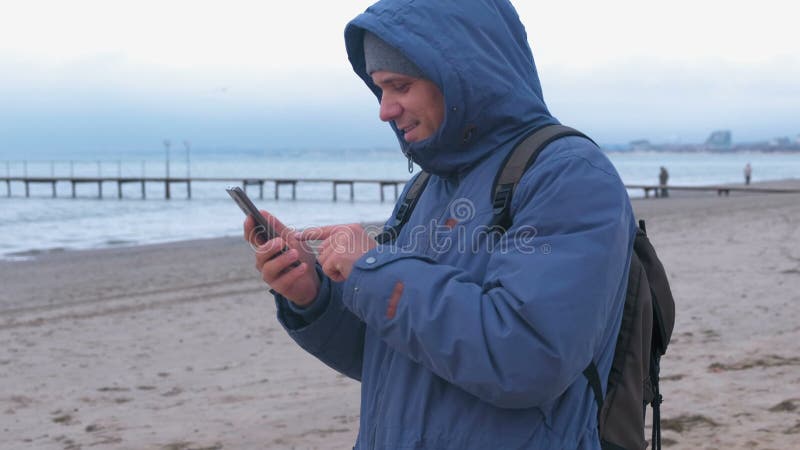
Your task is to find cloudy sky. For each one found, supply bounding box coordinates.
[1,0,798,155]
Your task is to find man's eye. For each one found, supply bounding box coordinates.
[393,83,410,93]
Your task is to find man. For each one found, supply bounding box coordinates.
[659,166,669,197]
[744,162,752,185]
[245,1,636,448]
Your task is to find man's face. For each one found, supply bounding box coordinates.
[371,71,445,143]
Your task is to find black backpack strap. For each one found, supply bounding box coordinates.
[650,354,664,450]
[489,124,595,233]
[583,361,604,423]
[375,171,432,244]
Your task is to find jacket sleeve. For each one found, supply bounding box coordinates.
[340,154,635,408]
[275,264,366,381]
[273,175,423,381]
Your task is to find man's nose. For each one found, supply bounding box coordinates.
[379,97,402,122]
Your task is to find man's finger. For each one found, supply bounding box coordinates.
[258,210,294,239]
[254,238,287,268]
[269,262,309,293]
[321,257,344,282]
[245,211,290,245]
[295,225,338,241]
[259,247,299,281]
[317,245,331,267]
[295,223,357,241]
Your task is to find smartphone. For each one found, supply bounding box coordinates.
[226,186,300,268]
[226,186,279,243]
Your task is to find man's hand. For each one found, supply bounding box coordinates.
[297,223,377,283]
[244,211,320,307]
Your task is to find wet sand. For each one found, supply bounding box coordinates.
[1,180,799,449]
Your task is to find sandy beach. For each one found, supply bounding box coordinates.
[2,180,799,449]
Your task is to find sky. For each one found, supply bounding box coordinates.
[1,0,798,156]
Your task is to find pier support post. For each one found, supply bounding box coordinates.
[72,181,76,198]
[141,181,146,199]
[274,180,295,201]
[165,181,171,200]
[118,181,123,199]
[333,181,354,202]
[380,182,399,202]
[25,181,30,198]
[98,181,103,199]
[6,179,10,197]
[52,181,57,198]
[187,181,192,199]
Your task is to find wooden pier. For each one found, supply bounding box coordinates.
[2,176,799,201]
[0,176,409,201]
[625,184,800,198]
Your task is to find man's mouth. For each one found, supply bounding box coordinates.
[400,123,418,135]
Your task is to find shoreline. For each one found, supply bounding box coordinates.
[3,178,800,263]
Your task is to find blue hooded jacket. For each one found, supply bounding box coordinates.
[275,1,637,448]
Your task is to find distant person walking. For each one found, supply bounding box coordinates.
[659,166,669,197]
[744,162,752,185]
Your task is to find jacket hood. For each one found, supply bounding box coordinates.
[345,0,558,177]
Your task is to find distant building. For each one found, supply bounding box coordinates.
[629,139,652,151]
[705,130,732,150]
[769,137,791,147]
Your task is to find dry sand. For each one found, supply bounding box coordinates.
[1,181,799,449]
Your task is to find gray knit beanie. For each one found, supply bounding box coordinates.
[363,31,424,78]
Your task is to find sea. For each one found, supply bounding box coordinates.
[1,148,798,260]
